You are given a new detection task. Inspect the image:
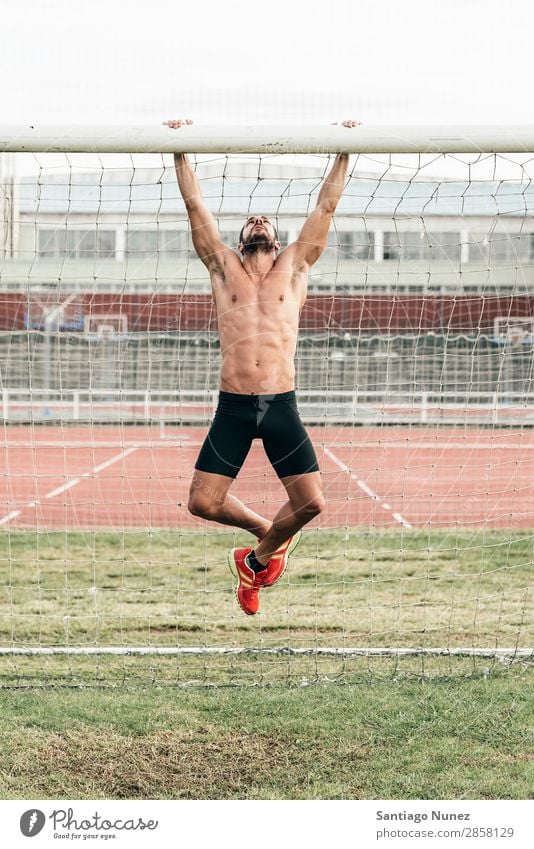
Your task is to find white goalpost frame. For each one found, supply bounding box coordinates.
[83,314,129,336]
[2,123,534,154]
[0,124,532,671]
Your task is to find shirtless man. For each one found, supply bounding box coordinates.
[165,118,359,615]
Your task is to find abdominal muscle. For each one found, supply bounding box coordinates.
[212,257,303,394]
[218,321,298,395]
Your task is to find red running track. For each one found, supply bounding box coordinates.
[1,425,534,530]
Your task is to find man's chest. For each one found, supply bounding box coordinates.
[213,270,301,314]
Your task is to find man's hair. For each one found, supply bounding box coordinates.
[239,218,279,246]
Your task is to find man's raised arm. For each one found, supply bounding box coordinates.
[288,119,360,268]
[164,119,226,270]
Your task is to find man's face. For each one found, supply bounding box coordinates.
[239,215,280,255]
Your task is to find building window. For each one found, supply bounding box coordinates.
[427,232,461,262]
[338,231,374,260]
[159,230,188,256]
[469,234,489,263]
[469,231,534,263]
[126,229,188,257]
[383,231,429,261]
[383,231,461,262]
[38,229,116,258]
[38,229,65,257]
[323,230,373,260]
[94,230,116,257]
[127,229,158,255]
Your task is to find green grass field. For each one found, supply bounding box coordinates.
[0,677,532,799]
[0,528,532,798]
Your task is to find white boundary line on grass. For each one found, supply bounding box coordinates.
[0,445,143,526]
[324,445,413,529]
[0,646,530,658]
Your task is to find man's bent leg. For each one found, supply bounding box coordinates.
[254,394,322,566]
[188,470,271,539]
[254,471,324,565]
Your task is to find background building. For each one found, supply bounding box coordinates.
[1,155,533,424]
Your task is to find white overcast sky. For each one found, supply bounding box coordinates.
[2,0,533,126]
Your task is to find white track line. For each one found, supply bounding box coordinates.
[45,478,81,499]
[0,510,21,526]
[321,441,534,450]
[0,445,143,526]
[0,437,191,449]
[2,438,533,450]
[87,447,140,476]
[324,445,412,529]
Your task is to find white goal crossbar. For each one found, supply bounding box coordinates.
[2,124,534,154]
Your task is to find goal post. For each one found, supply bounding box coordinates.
[83,314,128,337]
[2,123,534,154]
[0,126,532,687]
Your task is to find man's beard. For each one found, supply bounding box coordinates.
[242,232,277,254]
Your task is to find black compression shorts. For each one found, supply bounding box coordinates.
[194,390,320,480]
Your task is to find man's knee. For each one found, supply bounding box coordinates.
[297,492,325,520]
[187,491,221,520]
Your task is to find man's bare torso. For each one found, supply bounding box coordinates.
[210,248,307,395]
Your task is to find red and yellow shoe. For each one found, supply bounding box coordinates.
[260,530,302,588]
[227,547,266,616]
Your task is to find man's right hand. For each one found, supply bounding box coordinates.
[163,119,193,129]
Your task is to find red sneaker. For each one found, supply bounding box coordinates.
[227,547,267,616]
[260,530,302,588]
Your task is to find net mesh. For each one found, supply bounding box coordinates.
[0,149,532,686]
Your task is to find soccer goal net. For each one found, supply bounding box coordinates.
[0,124,532,687]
